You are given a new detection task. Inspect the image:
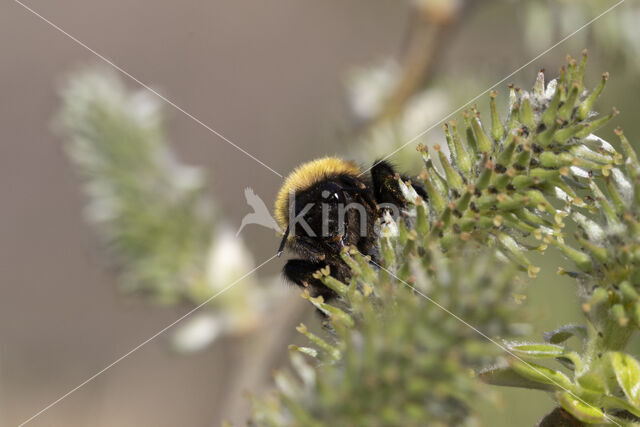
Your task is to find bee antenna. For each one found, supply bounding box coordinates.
[277,225,290,256]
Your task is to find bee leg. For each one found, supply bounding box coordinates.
[283,259,336,301]
[370,160,427,205]
[371,160,402,206]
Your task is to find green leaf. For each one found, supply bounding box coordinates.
[543,324,587,344]
[557,392,607,424]
[508,342,565,358]
[477,365,557,391]
[509,359,574,390]
[610,352,640,407]
[576,372,606,394]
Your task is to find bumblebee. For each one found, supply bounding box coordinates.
[274,157,426,300]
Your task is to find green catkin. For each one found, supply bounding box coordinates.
[443,124,457,163]
[519,97,535,129]
[490,90,505,142]
[577,72,608,120]
[575,108,619,139]
[507,100,521,133]
[437,145,465,192]
[451,121,473,177]
[542,84,563,127]
[252,56,640,427]
[514,144,532,170]
[418,145,450,197]
[422,170,447,215]
[536,119,560,146]
[575,234,608,263]
[462,111,478,155]
[471,108,493,153]
[558,83,580,121]
[497,133,518,166]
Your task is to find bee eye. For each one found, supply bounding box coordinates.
[322,184,345,204]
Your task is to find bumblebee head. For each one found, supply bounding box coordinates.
[274,157,366,256]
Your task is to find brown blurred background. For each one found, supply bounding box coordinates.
[1,0,638,426]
